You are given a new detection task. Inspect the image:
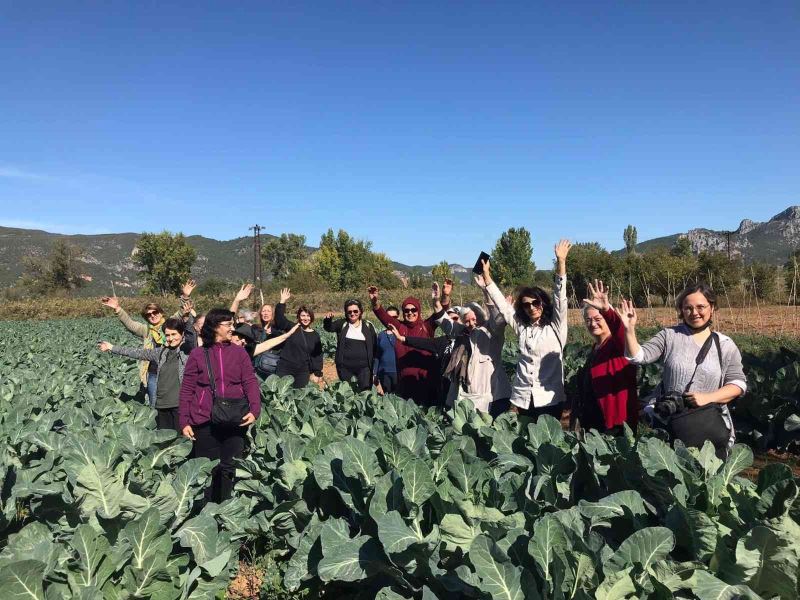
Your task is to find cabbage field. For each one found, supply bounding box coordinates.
[1,318,799,599]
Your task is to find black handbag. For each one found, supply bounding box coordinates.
[665,333,730,455]
[204,348,249,426]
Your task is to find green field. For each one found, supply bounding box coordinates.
[1,318,799,599]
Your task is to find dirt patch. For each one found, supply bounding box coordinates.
[227,561,263,599]
[742,450,800,482]
[320,358,338,386]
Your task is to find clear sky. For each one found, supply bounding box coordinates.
[1,2,798,268]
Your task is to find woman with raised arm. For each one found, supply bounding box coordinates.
[98,317,193,432]
[572,280,638,434]
[617,283,746,458]
[482,240,572,420]
[100,279,195,407]
[323,299,377,391]
[230,283,286,378]
[179,309,261,503]
[273,288,324,388]
[369,284,446,406]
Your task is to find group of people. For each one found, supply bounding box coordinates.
[96,239,748,501]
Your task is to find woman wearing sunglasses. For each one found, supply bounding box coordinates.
[100,279,196,407]
[482,240,572,421]
[368,286,444,406]
[323,299,378,391]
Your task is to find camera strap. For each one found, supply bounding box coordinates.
[683,332,723,394]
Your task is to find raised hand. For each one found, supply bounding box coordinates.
[181,279,197,297]
[388,323,404,342]
[235,283,254,302]
[615,298,638,330]
[474,274,487,289]
[279,288,291,304]
[554,239,572,262]
[480,259,493,285]
[431,282,440,300]
[582,279,610,312]
[182,298,194,316]
[367,286,379,305]
[443,278,453,297]
[101,296,120,311]
[97,341,113,352]
[325,311,335,320]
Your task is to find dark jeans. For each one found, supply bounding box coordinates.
[378,372,397,394]
[156,408,180,432]
[517,402,564,422]
[146,372,158,409]
[193,422,246,503]
[276,364,310,389]
[337,364,372,391]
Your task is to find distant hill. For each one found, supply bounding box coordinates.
[618,206,800,265]
[0,227,472,296]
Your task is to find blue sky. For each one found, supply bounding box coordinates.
[1,2,798,268]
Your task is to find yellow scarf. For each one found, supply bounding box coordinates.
[147,318,166,347]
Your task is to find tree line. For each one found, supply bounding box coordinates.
[15,225,800,305]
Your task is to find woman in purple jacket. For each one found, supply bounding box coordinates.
[179,308,261,503]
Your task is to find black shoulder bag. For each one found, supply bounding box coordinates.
[204,348,249,427]
[666,333,730,454]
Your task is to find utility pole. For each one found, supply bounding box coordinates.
[725,231,733,261]
[249,225,263,303]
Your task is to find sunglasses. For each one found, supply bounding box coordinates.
[145,311,160,317]
[520,299,542,309]
[346,309,361,315]
[403,307,418,314]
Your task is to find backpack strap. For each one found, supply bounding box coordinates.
[203,347,217,400]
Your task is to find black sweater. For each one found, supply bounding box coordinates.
[274,303,324,376]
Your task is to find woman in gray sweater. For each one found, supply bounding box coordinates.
[617,283,746,456]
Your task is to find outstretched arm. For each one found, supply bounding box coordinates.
[253,324,300,356]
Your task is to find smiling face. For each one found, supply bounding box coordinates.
[164,327,184,348]
[345,303,361,324]
[681,291,714,329]
[298,311,312,327]
[215,320,234,343]
[145,309,162,325]
[519,295,543,323]
[583,307,610,341]
[403,304,419,323]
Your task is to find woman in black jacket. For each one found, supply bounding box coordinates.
[323,299,377,391]
[273,288,324,388]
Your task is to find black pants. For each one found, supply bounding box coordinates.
[517,402,564,422]
[378,372,397,394]
[276,364,310,389]
[156,408,180,432]
[193,422,246,503]
[337,364,372,391]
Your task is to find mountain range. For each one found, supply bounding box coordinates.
[1,206,798,296]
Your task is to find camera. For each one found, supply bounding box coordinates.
[654,392,686,418]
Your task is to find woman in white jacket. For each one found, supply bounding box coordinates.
[482,240,572,420]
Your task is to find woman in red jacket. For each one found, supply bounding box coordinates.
[574,280,638,434]
[179,308,261,503]
[368,286,442,407]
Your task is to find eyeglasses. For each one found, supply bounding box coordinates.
[346,309,360,315]
[521,299,542,309]
[403,307,418,314]
[682,304,710,313]
[145,311,160,317]
[220,321,234,329]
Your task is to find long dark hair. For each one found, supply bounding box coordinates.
[514,286,553,326]
[296,305,314,324]
[200,308,234,347]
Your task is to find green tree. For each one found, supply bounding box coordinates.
[695,250,742,293]
[196,277,230,297]
[492,227,536,286]
[638,247,697,305]
[747,262,778,301]
[565,242,619,303]
[314,229,400,291]
[623,225,638,255]
[431,261,453,283]
[21,240,86,295]
[134,231,197,296]
[261,233,307,280]
[670,237,693,259]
